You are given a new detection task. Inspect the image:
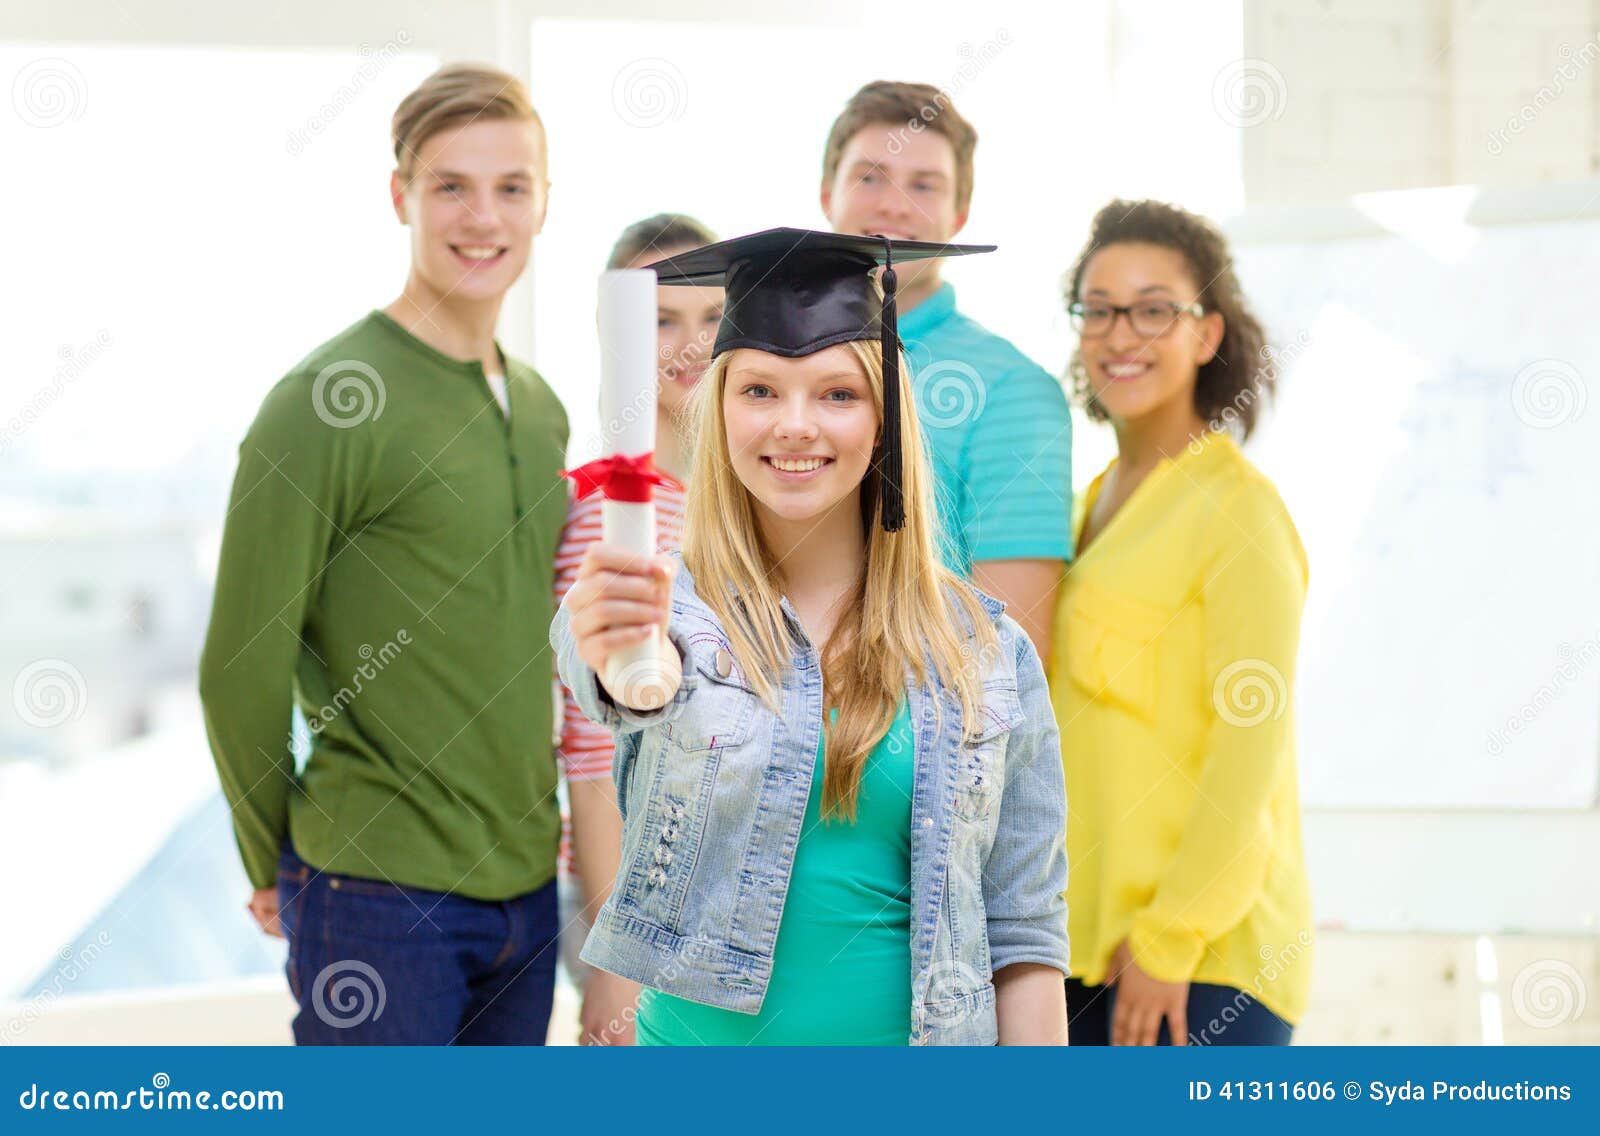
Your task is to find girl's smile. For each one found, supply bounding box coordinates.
[760,453,835,480]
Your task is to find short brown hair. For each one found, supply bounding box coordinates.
[1065,199,1275,440]
[821,81,978,213]
[391,63,544,183]
[606,213,718,270]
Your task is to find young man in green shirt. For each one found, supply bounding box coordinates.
[820,81,1073,668]
[200,64,583,1044]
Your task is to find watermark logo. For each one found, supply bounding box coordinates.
[12,59,87,128]
[311,959,387,1029]
[1485,37,1600,155]
[1212,658,1287,727]
[1510,958,1587,1029]
[312,360,386,428]
[1211,58,1288,128]
[307,631,412,733]
[285,31,413,155]
[1,931,113,1045]
[612,59,688,128]
[1510,358,1585,429]
[882,30,1013,157]
[923,960,985,1024]
[917,360,987,429]
[0,330,114,455]
[1486,637,1600,756]
[13,659,88,728]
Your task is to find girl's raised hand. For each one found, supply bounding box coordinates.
[566,542,676,683]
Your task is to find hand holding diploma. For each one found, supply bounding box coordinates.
[561,268,683,711]
[565,542,681,711]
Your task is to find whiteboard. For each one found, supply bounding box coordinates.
[1231,212,1600,808]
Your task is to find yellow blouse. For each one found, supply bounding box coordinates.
[1048,432,1314,1024]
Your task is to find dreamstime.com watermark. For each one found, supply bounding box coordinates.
[305,631,412,734]
[582,937,720,1044]
[1186,331,1308,455]
[285,31,414,155]
[0,331,113,455]
[1485,635,1600,756]
[575,329,713,457]
[1485,36,1600,156]
[883,30,1013,158]
[1,932,112,1045]
[16,1074,283,1113]
[1189,930,1314,1045]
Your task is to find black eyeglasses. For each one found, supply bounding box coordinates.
[1067,299,1205,339]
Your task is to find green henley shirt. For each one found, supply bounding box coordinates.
[199,310,569,900]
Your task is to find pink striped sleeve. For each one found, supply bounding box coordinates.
[554,494,616,782]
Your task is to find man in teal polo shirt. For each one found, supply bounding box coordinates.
[199,64,597,1044]
[821,81,1073,665]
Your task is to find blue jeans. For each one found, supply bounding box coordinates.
[1064,977,1293,1046]
[276,844,558,1045]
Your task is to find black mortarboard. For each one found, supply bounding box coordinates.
[643,227,994,532]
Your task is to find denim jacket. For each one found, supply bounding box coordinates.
[550,554,1068,1045]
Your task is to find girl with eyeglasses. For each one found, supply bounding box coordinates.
[1051,199,1313,1046]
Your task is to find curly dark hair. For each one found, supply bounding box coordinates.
[1064,198,1274,440]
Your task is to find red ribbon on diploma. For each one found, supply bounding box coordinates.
[560,451,671,503]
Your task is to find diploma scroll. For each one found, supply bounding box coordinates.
[594,269,679,710]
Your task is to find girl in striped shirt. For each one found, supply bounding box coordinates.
[553,214,722,1043]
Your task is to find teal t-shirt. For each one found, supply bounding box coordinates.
[636,699,915,1046]
[898,282,1074,574]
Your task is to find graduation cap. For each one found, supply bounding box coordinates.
[643,227,995,532]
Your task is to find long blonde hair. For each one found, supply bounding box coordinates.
[681,339,998,820]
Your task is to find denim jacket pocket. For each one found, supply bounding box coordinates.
[953,682,1023,824]
[664,626,762,754]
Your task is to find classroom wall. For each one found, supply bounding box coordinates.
[1242,0,1600,201]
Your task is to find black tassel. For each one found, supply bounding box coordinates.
[878,239,906,533]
